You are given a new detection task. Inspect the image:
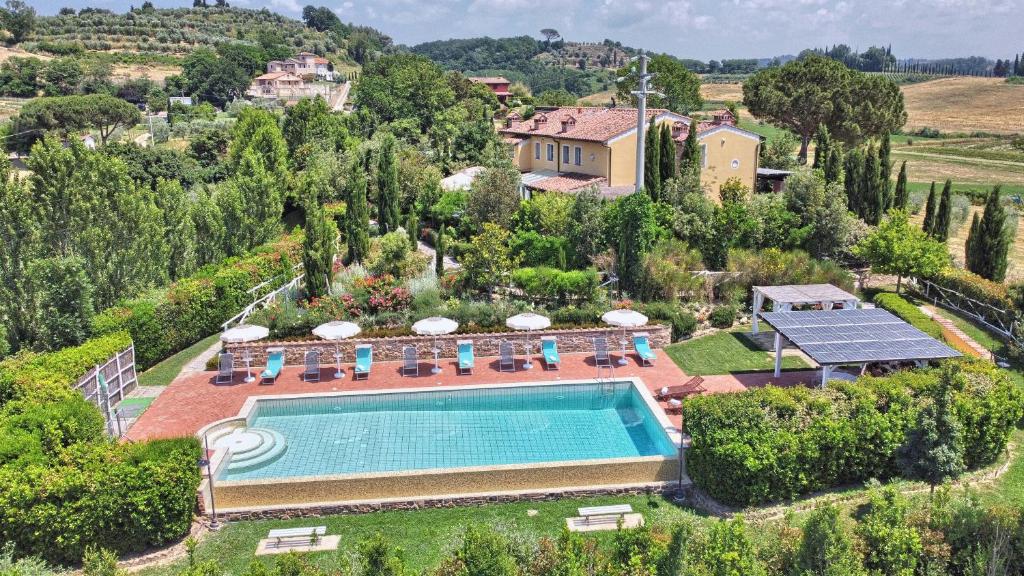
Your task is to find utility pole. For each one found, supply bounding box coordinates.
[621,51,663,194]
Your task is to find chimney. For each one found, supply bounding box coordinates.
[533,113,548,130]
[560,115,576,133]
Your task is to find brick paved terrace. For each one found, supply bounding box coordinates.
[126,350,819,441]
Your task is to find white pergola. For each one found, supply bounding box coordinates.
[751,284,860,334]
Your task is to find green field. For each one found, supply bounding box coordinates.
[664,329,810,375]
[138,333,221,387]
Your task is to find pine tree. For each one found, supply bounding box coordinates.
[824,145,843,185]
[863,145,883,225]
[966,186,1011,281]
[844,149,863,215]
[892,161,909,210]
[376,133,401,234]
[434,223,445,277]
[933,179,953,242]
[813,124,831,169]
[922,181,938,236]
[345,159,370,264]
[643,117,661,200]
[879,135,892,210]
[658,122,676,186]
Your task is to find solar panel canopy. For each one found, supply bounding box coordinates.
[759,308,961,365]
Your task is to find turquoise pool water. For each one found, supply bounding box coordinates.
[219,381,676,481]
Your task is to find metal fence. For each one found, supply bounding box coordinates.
[909,277,1023,347]
[73,345,138,437]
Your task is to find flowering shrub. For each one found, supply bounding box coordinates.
[614,299,634,310]
[307,294,362,319]
[353,274,412,314]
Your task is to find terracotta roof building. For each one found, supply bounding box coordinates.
[468,76,512,103]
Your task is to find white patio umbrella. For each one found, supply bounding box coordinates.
[601,309,649,366]
[312,321,361,378]
[506,312,551,369]
[221,324,270,382]
[412,316,459,374]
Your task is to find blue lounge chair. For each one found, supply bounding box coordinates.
[457,340,474,375]
[354,344,372,380]
[261,349,284,383]
[541,336,560,370]
[633,332,656,366]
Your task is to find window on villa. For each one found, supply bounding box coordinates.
[574,147,582,165]
[535,143,540,160]
[562,145,569,164]
[701,144,707,168]
[547,144,554,161]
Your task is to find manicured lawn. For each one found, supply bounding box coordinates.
[137,494,702,576]
[664,330,810,375]
[138,333,221,387]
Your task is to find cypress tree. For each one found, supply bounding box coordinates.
[933,179,953,242]
[376,134,401,234]
[922,181,938,236]
[406,213,418,249]
[893,160,909,210]
[658,122,676,185]
[967,186,1010,281]
[863,145,883,225]
[879,135,893,209]
[434,223,445,277]
[813,124,830,169]
[643,117,661,200]
[824,145,843,185]
[844,148,863,215]
[302,191,336,300]
[345,159,370,264]
[679,121,701,185]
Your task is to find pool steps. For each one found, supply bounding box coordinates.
[207,427,287,473]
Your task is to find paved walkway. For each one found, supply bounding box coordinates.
[126,350,820,441]
[920,305,993,360]
[417,240,459,270]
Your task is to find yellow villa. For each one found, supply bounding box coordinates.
[498,106,762,200]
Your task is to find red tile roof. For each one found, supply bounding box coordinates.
[468,76,510,84]
[526,172,606,193]
[500,106,680,143]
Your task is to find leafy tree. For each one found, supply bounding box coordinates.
[282,96,347,166]
[760,132,799,171]
[965,186,1011,282]
[460,223,520,294]
[466,161,521,229]
[892,160,908,210]
[565,187,605,269]
[180,47,249,108]
[616,54,702,114]
[354,53,456,134]
[719,177,750,205]
[687,516,767,576]
[13,94,141,149]
[617,192,659,296]
[357,533,407,576]
[534,89,576,106]
[190,185,225,267]
[376,133,401,233]
[26,256,94,352]
[41,57,82,96]
[302,5,342,31]
[658,122,676,185]
[921,182,938,236]
[644,118,661,200]
[743,55,906,161]
[345,157,370,264]
[793,505,866,576]
[932,179,953,242]
[454,525,517,576]
[302,192,337,300]
[854,209,949,293]
[898,365,965,494]
[0,163,37,352]
[155,179,198,280]
[856,485,922,576]
[217,149,283,255]
[879,134,892,209]
[0,56,44,96]
[0,0,35,44]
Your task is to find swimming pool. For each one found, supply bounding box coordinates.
[202,379,681,510]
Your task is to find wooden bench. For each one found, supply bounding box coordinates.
[267,526,327,548]
[577,504,634,525]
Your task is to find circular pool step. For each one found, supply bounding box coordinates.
[212,428,287,472]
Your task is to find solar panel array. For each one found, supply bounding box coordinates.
[759,308,961,365]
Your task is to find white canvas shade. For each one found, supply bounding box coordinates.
[602,310,648,365]
[412,317,459,373]
[312,321,361,378]
[506,313,551,369]
[221,324,269,382]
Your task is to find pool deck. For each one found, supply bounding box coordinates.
[126,351,818,441]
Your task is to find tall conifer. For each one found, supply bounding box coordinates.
[879,135,892,209]
[658,122,676,186]
[643,117,661,200]
[966,186,1010,281]
[863,145,883,225]
[922,182,938,236]
[893,161,909,210]
[933,179,953,242]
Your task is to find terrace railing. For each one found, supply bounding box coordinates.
[221,270,305,331]
[74,345,138,437]
[908,277,1023,347]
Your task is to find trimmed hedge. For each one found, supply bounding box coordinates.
[637,302,698,340]
[925,268,1016,314]
[511,267,599,305]
[92,235,299,369]
[709,305,737,329]
[681,359,1023,506]
[0,331,132,405]
[873,293,944,340]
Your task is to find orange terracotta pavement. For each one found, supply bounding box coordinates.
[126,350,819,441]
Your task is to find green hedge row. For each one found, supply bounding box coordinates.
[925,268,1017,314]
[873,293,944,340]
[92,235,300,369]
[0,331,132,406]
[511,267,599,305]
[681,359,1023,506]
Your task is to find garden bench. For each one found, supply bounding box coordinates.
[266,526,327,548]
[577,504,634,525]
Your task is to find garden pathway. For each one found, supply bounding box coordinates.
[417,239,460,270]
[919,305,993,360]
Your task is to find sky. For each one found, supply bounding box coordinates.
[31,0,1022,61]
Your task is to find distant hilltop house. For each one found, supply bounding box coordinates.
[499,106,761,200]
[467,76,512,104]
[168,96,193,107]
[267,52,334,81]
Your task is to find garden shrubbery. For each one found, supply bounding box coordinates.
[709,305,736,329]
[511,267,599,305]
[872,293,944,339]
[681,359,1023,506]
[91,235,299,369]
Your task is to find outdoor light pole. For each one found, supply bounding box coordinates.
[623,51,663,194]
[200,435,221,531]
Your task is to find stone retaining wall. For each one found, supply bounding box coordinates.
[224,324,671,365]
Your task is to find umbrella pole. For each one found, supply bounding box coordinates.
[523,331,533,369]
[432,336,441,374]
[619,327,628,366]
[334,342,343,378]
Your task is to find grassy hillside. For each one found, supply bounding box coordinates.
[27,7,344,56]
[902,76,1024,135]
